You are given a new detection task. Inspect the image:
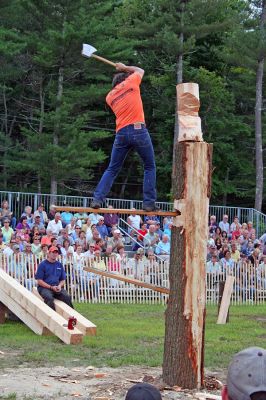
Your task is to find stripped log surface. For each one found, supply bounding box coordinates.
[217,276,235,324]
[163,140,212,389]
[54,206,177,217]
[32,287,97,336]
[83,266,170,294]
[0,269,83,344]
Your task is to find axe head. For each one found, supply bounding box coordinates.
[82,44,97,58]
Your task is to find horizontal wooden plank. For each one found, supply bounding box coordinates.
[54,206,178,217]
[0,269,83,344]
[0,288,52,336]
[32,287,97,336]
[83,266,170,295]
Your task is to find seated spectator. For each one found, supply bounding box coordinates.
[248,247,261,267]
[92,247,106,271]
[221,230,228,244]
[40,243,49,259]
[220,250,235,273]
[163,216,173,230]
[60,208,73,227]
[0,200,16,229]
[164,222,172,239]
[207,244,217,262]
[133,223,148,250]
[219,244,230,259]
[221,347,266,400]
[1,219,14,244]
[127,209,142,238]
[247,221,256,238]
[230,216,241,233]
[85,221,93,245]
[155,222,163,240]
[84,243,96,259]
[21,205,33,226]
[60,239,74,261]
[75,230,86,251]
[47,213,63,236]
[215,237,222,251]
[242,239,254,257]
[67,217,80,235]
[31,236,42,256]
[74,210,88,225]
[128,249,146,279]
[231,242,240,262]
[47,204,56,221]
[104,205,119,235]
[33,203,48,225]
[209,215,218,235]
[0,232,6,253]
[214,226,222,239]
[24,242,33,256]
[219,214,230,235]
[108,229,125,252]
[96,216,109,240]
[155,234,170,259]
[206,255,221,273]
[144,214,160,228]
[143,225,160,252]
[88,210,102,226]
[116,245,127,273]
[3,241,18,257]
[231,222,241,240]
[41,229,54,246]
[16,216,31,232]
[30,215,46,235]
[88,228,101,246]
[82,217,92,234]
[57,228,74,247]
[125,383,162,400]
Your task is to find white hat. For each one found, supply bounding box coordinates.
[114,229,121,234]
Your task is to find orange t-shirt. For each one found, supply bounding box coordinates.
[106,72,145,132]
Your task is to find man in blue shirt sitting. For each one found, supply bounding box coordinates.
[35,246,73,310]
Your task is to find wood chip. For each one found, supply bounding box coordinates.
[58,378,80,384]
[0,351,5,355]
[86,365,95,370]
[94,373,107,379]
[71,394,82,397]
[196,393,222,400]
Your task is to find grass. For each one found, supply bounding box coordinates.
[0,303,265,370]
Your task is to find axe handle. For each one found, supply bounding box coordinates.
[91,54,116,68]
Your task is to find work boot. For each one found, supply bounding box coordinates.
[143,204,160,212]
[91,200,101,209]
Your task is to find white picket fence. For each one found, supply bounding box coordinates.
[0,254,266,305]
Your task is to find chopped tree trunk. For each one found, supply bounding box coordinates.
[163,83,212,389]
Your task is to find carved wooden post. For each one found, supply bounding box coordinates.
[162,83,212,389]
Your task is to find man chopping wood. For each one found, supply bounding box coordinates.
[35,246,73,310]
[91,63,158,212]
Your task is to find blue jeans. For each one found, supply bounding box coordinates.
[93,124,156,207]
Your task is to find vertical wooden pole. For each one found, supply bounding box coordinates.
[0,302,7,324]
[162,83,212,389]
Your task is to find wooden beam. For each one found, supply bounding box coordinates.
[54,206,178,217]
[83,266,170,294]
[32,287,97,336]
[0,269,83,344]
[0,288,51,335]
[217,275,235,324]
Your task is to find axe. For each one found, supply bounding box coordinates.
[82,44,116,68]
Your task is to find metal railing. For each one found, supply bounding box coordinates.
[0,190,265,237]
[1,254,266,305]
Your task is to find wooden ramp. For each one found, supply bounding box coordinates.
[55,206,178,217]
[0,269,95,344]
[32,287,96,336]
[83,266,170,294]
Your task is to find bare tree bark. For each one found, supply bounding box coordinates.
[254,0,265,211]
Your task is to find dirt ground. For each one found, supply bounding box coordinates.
[0,365,225,400]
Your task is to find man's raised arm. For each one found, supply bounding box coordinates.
[115,62,144,78]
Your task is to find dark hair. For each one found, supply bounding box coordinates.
[251,393,266,400]
[112,72,133,88]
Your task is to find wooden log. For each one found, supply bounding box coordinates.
[0,301,7,324]
[32,287,97,336]
[54,206,177,217]
[217,276,235,324]
[83,265,170,294]
[0,269,83,344]
[0,288,52,336]
[162,140,212,389]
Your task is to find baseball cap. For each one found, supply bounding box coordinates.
[137,248,144,254]
[99,216,104,220]
[114,229,121,234]
[13,245,20,250]
[227,347,266,400]
[48,246,59,253]
[125,383,162,400]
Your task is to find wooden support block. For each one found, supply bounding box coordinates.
[217,276,235,324]
[0,301,7,324]
[32,287,97,336]
[0,288,51,335]
[0,269,83,344]
[54,206,177,217]
[83,266,170,294]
